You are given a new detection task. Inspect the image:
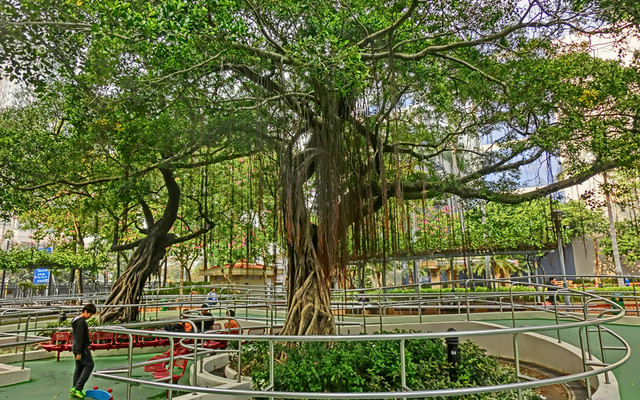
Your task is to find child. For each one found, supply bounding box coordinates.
[70,303,97,399]
[207,288,218,307]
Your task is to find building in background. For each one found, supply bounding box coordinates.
[200,259,275,286]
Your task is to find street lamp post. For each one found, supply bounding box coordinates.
[551,210,570,305]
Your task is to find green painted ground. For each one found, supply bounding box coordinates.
[2,312,638,399]
[1,353,190,400]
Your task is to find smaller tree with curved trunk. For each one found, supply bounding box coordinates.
[0,83,260,323]
[102,168,211,323]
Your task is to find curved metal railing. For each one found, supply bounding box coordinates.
[87,278,630,400]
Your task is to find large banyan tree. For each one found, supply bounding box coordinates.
[2,0,640,331]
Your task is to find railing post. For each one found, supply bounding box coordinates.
[237,339,242,383]
[128,331,137,400]
[418,283,422,324]
[269,339,274,400]
[595,323,610,384]
[578,327,593,400]
[245,290,250,319]
[362,301,367,334]
[193,333,199,386]
[510,285,516,328]
[400,338,406,386]
[21,316,30,369]
[400,338,409,396]
[633,281,639,317]
[582,301,593,361]
[512,332,522,400]
[15,316,21,354]
[554,299,562,343]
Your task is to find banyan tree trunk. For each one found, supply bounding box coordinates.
[100,233,169,323]
[279,168,336,335]
[280,238,335,336]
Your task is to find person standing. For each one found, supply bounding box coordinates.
[546,278,558,305]
[70,303,97,399]
[207,287,218,307]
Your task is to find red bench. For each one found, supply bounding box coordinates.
[90,332,115,350]
[42,331,71,361]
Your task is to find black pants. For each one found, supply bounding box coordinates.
[73,348,94,391]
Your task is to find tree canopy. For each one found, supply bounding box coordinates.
[1,0,639,331]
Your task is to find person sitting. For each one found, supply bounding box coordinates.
[357,295,370,303]
[224,310,239,334]
[200,305,215,332]
[164,317,194,333]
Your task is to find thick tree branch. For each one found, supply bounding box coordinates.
[360,19,566,61]
[155,168,180,234]
[458,147,547,184]
[167,223,214,246]
[11,145,201,191]
[431,52,509,91]
[111,238,144,252]
[139,199,155,229]
[400,160,621,203]
[356,0,419,48]
[245,0,288,54]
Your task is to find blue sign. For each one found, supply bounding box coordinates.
[33,268,50,285]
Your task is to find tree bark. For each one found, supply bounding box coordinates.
[101,233,171,323]
[101,168,180,324]
[280,234,335,336]
[604,173,625,286]
[279,140,336,335]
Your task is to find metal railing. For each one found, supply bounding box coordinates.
[1,277,635,399]
[86,278,630,400]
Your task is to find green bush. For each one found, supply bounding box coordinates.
[37,317,101,338]
[160,281,214,295]
[593,286,635,293]
[240,330,540,399]
[34,284,48,295]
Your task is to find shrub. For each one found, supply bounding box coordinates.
[34,284,48,295]
[160,281,216,295]
[37,317,101,338]
[240,330,540,399]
